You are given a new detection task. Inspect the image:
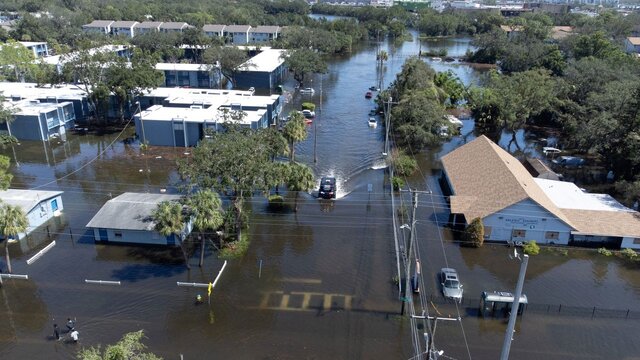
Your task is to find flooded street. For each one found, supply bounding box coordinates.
[1,31,640,360]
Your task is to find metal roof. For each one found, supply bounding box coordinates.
[0,189,63,214]
[86,192,183,231]
[237,48,286,73]
[251,26,280,34]
[111,21,138,28]
[134,21,163,29]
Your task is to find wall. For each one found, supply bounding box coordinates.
[231,32,248,44]
[8,114,44,140]
[136,118,175,146]
[92,228,175,246]
[482,199,572,245]
[621,237,640,250]
[21,195,63,239]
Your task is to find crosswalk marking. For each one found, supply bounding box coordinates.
[257,291,353,312]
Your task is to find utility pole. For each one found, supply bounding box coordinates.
[315,75,321,164]
[500,254,529,360]
[383,97,395,156]
[401,191,418,315]
[412,314,459,359]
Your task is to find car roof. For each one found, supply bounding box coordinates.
[321,177,336,183]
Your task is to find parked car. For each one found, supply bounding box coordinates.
[440,268,463,302]
[300,87,315,95]
[552,156,585,168]
[302,109,315,119]
[319,177,336,199]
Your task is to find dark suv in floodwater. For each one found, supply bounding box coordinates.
[319,177,336,199]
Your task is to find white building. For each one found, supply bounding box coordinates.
[18,41,49,57]
[133,21,163,35]
[0,189,63,240]
[250,26,281,43]
[203,24,226,38]
[82,20,114,35]
[159,22,192,33]
[441,135,640,250]
[225,25,252,44]
[111,21,139,38]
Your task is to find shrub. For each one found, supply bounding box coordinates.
[391,176,405,191]
[463,217,484,247]
[392,153,418,177]
[219,232,250,259]
[301,102,316,111]
[620,248,638,260]
[523,240,540,255]
[598,247,613,256]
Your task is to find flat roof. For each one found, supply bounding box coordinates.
[142,87,254,99]
[42,45,129,66]
[535,178,631,212]
[0,189,63,214]
[155,63,210,71]
[627,37,640,45]
[13,100,73,116]
[18,41,47,47]
[138,105,266,125]
[237,48,286,73]
[86,192,183,231]
[0,82,88,100]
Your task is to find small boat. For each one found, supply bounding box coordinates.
[368,117,377,128]
[445,115,463,129]
[300,87,315,95]
[365,91,373,99]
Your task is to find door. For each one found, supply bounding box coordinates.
[98,228,108,242]
[173,121,185,147]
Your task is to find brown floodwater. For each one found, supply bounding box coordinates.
[1,32,639,360]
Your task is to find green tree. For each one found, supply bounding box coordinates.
[464,217,484,248]
[391,151,418,177]
[0,39,36,82]
[0,204,28,274]
[282,111,307,163]
[153,200,190,269]
[77,330,161,360]
[282,48,327,87]
[434,70,466,107]
[285,162,315,212]
[203,46,248,87]
[187,190,224,267]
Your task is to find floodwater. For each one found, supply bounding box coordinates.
[1,32,639,360]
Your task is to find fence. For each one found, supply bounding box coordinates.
[424,294,640,320]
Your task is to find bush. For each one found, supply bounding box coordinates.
[301,102,316,111]
[391,176,405,191]
[463,217,484,247]
[219,232,250,260]
[598,247,613,256]
[523,240,540,255]
[392,153,418,177]
[620,248,638,260]
[267,194,285,211]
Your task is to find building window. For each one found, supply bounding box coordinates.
[484,226,492,238]
[634,238,640,245]
[114,232,123,238]
[512,229,526,238]
[545,231,559,240]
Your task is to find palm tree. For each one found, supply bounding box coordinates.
[282,112,308,163]
[187,190,224,267]
[153,201,190,269]
[286,163,315,212]
[0,204,27,274]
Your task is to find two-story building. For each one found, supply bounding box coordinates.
[159,22,191,33]
[203,24,226,38]
[250,26,280,43]
[625,37,640,54]
[82,20,114,35]
[1,99,75,141]
[234,48,287,90]
[225,25,252,44]
[0,189,64,240]
[133,21,163,35]
[19,41,49,57]
[111,21,139,38]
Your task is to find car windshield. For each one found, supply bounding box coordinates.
[321,184,333,191]
[444,279,460,289]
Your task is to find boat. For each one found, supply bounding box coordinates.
[365,91,373,99]
[431,57,442,62]
[368,117,377,128]
[300,87,315,95]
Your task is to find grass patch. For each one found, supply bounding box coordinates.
[543,247,568,256]
[219,232,250,260]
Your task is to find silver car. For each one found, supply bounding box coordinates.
[440,268,463,302]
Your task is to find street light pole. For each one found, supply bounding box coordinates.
[500,254,529,360]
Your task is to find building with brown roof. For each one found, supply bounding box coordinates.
[625,37,640,54]
[441,136,640,249]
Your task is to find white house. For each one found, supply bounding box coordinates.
[18,41,49,57]
[133,21,163,35]
[250,26,280,43]
[159,22,191,33]
[86,192,192,246]
[203,24,226,38]
[82,20,114,35]
[225,25,251,44]
[441,135,640,249]
[0,189,63,240]
[111,20,139,38]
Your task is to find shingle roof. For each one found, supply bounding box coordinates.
[135,21,163,29]
[225,25,251,33]
[83,20,114,28]
[564,209,640,238]
[203,24,226,32]
[441,135,574,227]
[86,192,183,231]
[0,189,63,214]
[627,37,640,46]
[111,21,138,28]
[251,26,280,34]
[160,22,188,30]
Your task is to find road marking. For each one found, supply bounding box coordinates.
[280,294,290,308]
[280,278,322,284]
[258,291,353,312]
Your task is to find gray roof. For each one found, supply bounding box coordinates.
[225,25,251,33]
[86,192,183,231]
[160,22,189,30]
[0,189,63,214]
[83,20,114,28]
[203,24,226,32]
[111,21,138,28]
[251,26,280,34]
[134,21,163,29]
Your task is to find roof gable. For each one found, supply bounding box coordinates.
[0,189,63,214]
[441,135,574,227]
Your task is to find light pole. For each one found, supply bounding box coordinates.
[383,97,398,156]
[500,253,529,360]
[400,191,418,316]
